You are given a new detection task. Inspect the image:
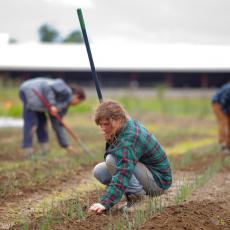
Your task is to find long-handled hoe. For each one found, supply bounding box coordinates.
[76,8,103,103]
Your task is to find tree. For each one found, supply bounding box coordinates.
[63,30,83,43]
[38,24,60,43]
[9,37,17,44]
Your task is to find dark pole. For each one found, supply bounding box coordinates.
[77,8,103,103]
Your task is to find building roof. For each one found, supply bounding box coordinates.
[1,43,230,72]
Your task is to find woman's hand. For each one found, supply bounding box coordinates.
[88,203,106,214]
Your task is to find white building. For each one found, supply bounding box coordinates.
[0,43,229,87]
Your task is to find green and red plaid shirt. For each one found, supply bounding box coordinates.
[99,118,172,209]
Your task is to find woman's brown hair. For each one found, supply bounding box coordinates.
[95,100,128,125]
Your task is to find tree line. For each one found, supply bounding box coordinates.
[38,24,83,43]
[9,23,83,44]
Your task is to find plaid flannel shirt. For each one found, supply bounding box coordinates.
[100,118,172,209]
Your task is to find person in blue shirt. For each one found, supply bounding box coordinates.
[19,77,86,158]
[212,82,230,154]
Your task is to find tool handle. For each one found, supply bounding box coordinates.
[77,8,103,103]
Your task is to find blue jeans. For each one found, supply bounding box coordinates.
[93,154,164,196]
[20,91,48,148]
[20,91,69,148]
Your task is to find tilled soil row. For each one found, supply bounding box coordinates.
[1,152,223,230]
[18,154,223,230]
[14,171,195,230]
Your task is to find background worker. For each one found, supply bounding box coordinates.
[19,77,86,158]
[212,82,230,154]
[89,100,172,213]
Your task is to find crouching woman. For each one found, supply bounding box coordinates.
[89,100,172,213]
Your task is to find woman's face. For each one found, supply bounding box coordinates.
[98,119,122,141]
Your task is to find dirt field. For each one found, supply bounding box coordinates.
[0,106,229,229]
[140,165,230,230]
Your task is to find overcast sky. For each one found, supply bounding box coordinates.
[1,0,230,44]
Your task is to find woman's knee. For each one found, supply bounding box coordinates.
[105,154,116,174]
[93,162,111,185]
[93,163,103,179]
[105,154,116,165]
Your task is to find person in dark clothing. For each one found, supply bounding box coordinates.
[19,77,86,158]
[212,82,230,154]
[89,100,172,213]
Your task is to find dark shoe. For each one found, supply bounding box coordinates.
[125,193,145,207]
[122,193,148,212]
[220,145,230,155]
[222,147,230,155]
